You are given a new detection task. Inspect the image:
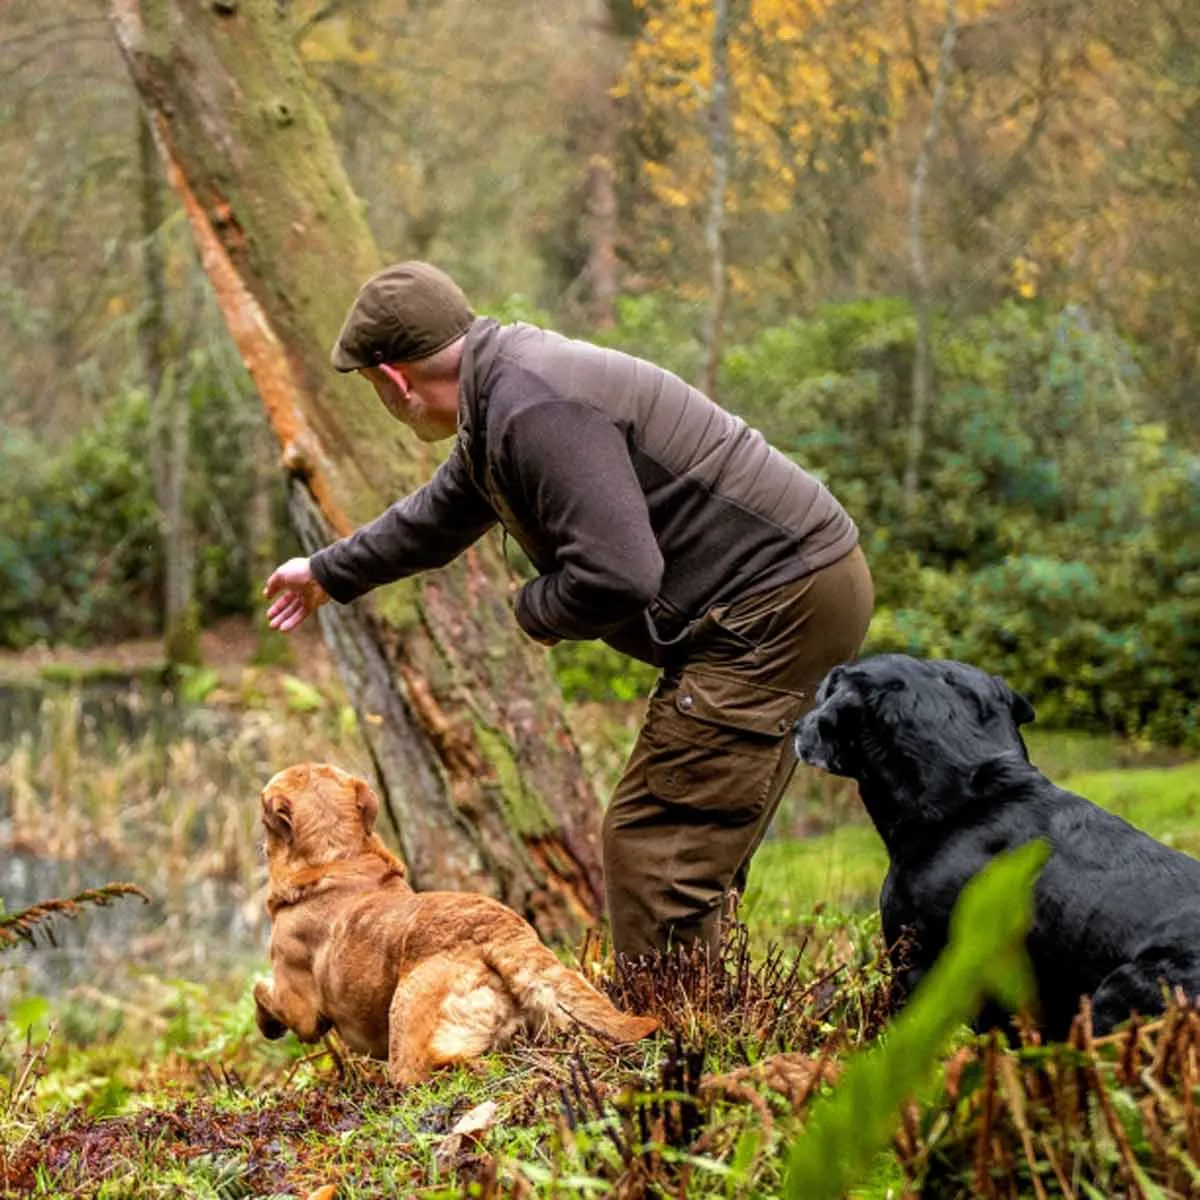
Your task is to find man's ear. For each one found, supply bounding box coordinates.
[261,792,294,843]
[355,778,380,833]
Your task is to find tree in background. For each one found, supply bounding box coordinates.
[0,0,1196,744]
[291,0,633,316]
[903,0,957,513]
[138,109,199,666]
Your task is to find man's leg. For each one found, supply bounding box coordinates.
[602,546,873,960]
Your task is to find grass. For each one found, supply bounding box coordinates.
[745,827,886,924]
[748,737,1200,932]
[1,921,892,1198]
[4,674,1200,1197]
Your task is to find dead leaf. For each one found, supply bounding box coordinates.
[434,1099,500,1168]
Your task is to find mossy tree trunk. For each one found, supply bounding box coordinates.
[108,0,605,942]
[138,108,199,667]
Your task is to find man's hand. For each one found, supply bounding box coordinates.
[264,557,331,632]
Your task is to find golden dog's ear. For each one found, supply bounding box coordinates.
[355,777,380,833]
[261,791,294,843]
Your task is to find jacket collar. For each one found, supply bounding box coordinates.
[457,316,504,479]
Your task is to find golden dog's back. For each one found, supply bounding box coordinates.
[314,888,656,1053]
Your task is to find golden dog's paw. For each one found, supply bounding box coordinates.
[387,1065,429,1089]
[252,980,289,1040]
[254,1004,289,1040]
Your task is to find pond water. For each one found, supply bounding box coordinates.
[0,674,366,1008]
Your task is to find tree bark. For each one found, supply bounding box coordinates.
[701,0,733,401]
[247,402,290,665]
[903,0,958,514]
[585,121,620,329]
[581,0,625,329]
[138,107,199,666]
[108,0,605,943]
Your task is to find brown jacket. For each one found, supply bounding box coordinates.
[311,318,858,665]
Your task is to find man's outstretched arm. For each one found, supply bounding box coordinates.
[264,442,497,632]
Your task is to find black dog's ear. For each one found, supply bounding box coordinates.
[989,673,1035,726]
[814,664,846,704]
[1007,686,1036,727]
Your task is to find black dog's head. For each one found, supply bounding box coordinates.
[794,655,1036,839]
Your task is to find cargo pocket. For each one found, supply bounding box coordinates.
[644,670,806,816]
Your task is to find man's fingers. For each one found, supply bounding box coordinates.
[267,592,308,631]
[269,604,306,633]
[263,570,293,599]
[264,558,312,598]
[275,607,307,633]
[267,592,296,621]
[264,560,323,633]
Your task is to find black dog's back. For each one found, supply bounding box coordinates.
[895,764,1200,1037]
[794,654,1200,1039]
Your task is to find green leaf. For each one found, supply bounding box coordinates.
[9,993,51,1039]
[282,675,325,714]
[784,839,1050,1200]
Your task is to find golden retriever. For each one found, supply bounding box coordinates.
[253,762,658,1085]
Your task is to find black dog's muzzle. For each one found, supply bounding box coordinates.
[793,709,831,769]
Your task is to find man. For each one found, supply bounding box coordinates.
[265,261,873,961]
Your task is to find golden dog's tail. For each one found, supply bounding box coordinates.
[487,942,659,1044]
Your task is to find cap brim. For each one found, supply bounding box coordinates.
[330,341,366,373]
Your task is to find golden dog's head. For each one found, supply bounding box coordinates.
[260,762,404,879]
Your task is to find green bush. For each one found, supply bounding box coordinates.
[672,299,1199,743]
[0,349,284,649]
[550,640,656,703]
[0,399,159,646]
[595,292,707,383]
[5,292,1197,746]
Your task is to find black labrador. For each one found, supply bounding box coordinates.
[793,653,1200,1039]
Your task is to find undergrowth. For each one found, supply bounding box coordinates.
[7,878,1200,1199]
[4,685,1200,1196]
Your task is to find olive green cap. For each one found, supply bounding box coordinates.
[330,261,474,372]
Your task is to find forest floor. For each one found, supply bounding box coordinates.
[3,628,1200,1196]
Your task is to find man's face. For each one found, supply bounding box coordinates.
[358,364,456,442]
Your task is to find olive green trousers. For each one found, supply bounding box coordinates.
[602,545,874,960]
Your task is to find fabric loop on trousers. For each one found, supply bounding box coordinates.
[669,668,809,738]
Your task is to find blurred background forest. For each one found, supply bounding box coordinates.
[1,0,1197,745]
[3,7,1200,1189]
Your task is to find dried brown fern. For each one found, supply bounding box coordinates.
[0,882,150,951]
[604,900,892,1061]
[899,995,1200,1198]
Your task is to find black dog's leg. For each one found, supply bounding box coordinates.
[1090,962,1171,1035]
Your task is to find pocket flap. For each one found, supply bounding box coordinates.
[674,670,807,738]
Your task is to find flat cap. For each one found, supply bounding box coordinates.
[330,261,474,372]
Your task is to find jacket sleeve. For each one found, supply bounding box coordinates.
[501,400,664,642]
[309,441,497,604]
